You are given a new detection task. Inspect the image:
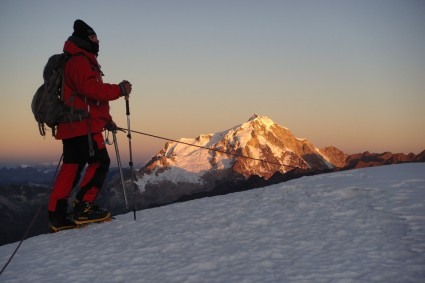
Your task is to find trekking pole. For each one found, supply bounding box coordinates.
[125,97,137,220]
[112,130,128,209]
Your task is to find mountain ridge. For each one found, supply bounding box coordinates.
[138,114,334,185]
[133,114,423,208]
[136,114,425,204]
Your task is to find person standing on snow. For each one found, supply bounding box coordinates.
[48,19,132,232]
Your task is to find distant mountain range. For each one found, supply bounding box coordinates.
[0,164,57,186]
[344,150,424,169]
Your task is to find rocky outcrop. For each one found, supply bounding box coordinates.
[344,151,418,169]
[415,150,425,162]
[319,146,348,168]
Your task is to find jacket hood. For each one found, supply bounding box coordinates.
[63,39,98,66]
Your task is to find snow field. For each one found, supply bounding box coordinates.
[0,163,424,282]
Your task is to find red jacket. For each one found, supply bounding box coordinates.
[55,40,122,140]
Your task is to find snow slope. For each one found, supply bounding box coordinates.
[1,163,424,282]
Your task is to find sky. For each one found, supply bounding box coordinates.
[1,163,425,281]
[0,0,424,166]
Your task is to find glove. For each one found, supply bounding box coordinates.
[119,80,132,96]
[105,120,117,132]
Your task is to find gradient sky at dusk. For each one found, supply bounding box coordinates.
[0,0,424,166]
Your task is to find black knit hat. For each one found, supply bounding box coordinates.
[72,19,96,39]
[70,19,99,55]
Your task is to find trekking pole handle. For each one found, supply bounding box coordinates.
[125,97,130,116]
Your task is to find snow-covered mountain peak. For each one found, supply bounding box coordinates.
[137,114,338,195]
[248,113,260,121]
[246,113,275,129]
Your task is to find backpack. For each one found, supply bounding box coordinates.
[31,53,89,136]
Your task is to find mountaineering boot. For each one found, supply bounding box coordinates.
[49,199,77,233]
[73,200,111,224]
[49,215,77,233]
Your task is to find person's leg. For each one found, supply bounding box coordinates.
[73,133,111,223]
[48,137,86,230]
[48,164,80,214]
[75,133,110,203]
